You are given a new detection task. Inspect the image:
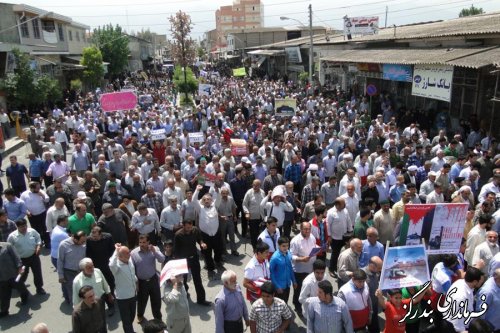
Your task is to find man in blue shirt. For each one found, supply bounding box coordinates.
[3,189,27,222]
[270,236,297,304]
[284,155,302,193]
[477,268,500,331]
[28,153,44,184]
[359,227,384,268]
[6,156,28,197]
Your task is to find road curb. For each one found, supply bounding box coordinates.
[2,138,27,158]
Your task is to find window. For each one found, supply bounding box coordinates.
[42,20,55,32]
[68,30,73,41]
[32,18,41,39]
[20,16,29,38]
[253,6,255,10]
[76,31,80,41]
[58,23,64,41]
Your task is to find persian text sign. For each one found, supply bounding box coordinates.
[344,16,379,35]
[100,91,137,112]
[231,139,248,156]
[150,129,166,141]
[380,245,429,290]
[412,64,454,102]
[399,203,468,254]
[188,132,204,144]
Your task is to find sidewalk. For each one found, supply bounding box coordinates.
[2,127,29,158]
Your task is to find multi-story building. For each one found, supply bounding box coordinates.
[0,3,90,82]
[215,0,263,51]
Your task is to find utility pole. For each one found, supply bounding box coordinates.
[385,6,388,28]
[309,4,313,86]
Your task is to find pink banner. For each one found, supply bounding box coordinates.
[100,91,137,112]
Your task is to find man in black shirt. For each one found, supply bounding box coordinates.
[173,220,211,306]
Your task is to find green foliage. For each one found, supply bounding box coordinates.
[298,71,309,84]
[172,66,197,95]
[0,48,61,109]
[180,95,195,107]
[197,46,206,59]
[70,79,83,91]
[92,24,129,78]
[135,28,153,42]
[81,46,104,88]
[459,5,484,17]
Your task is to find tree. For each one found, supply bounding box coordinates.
[172,65,197,105]
[169,11,196,101]
[92,24,129,78]
[81,46,104,88]
[459,5,484,17]
[0,48,61,110]
[135,28,154,42]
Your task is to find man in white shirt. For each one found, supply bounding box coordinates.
[472,231,499,274]
[322,150,337,180]
[192,185,222,276]
[109,244,137,333]
[260,189,294,230]
[445,266,485,332]
[45,197,69,233]
[327,198,352,276]
[426,182,445,204]
[20,182,50,249]
[298,259,327,314]
[290,221,317,314]
[340,183,359,229]
[465,215,493,264]
[162,178,184,208]
[257,217,280,256]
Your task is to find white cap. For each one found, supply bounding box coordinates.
[77,191,87,199]
[309,164,318,171]
[408,165,418,172]
[241,157,250,164]
[428,171,437,177]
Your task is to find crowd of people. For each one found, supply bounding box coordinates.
[0,68,499,333]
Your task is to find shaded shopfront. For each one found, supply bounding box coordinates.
[321,46,500,135]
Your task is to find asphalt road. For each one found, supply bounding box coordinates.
[0,145,312,333]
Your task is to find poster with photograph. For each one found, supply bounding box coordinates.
[399,203,468,254]
[379,245,429,290]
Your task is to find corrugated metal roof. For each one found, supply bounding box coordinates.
[247,49,285,56]
[446,47,500,68]
[335,12,500,43]
[320,47,499,68]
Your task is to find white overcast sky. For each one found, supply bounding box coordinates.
[4,0,500,39]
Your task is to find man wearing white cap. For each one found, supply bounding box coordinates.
[419,171,437,203]
[302,164,319,187]
[322,150,337,182]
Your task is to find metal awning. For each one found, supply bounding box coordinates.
[321,46,499,68]
[34,56,56,65]
[247,49,285,56]
[60,62,85,70]
[446,46,500,68]
[64,56,83,62]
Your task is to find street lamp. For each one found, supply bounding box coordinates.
[281,5,313,86]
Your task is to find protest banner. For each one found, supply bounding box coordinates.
[274,98,296,116]
[100,91,137,112]
[231,138,248,156]
[398,203,468,254]
[379,245,429,290]
[233,67,246,77]
[205,173,217,187]
[159,259,189,287]
[188,132,204,144]
[198,83,214,96]
[150,129,166,141]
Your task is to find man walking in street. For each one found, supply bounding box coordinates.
[215,270,249,333]
[57,231,87,304]
[173,220,211,306]
[0,241,29,317]
[20,182,50,249]
[130,234,164,323]
[7,219,46,295]
[109,243,137,333]
[249,281,292,333]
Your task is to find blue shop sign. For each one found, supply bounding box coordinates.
[383,64,413,82]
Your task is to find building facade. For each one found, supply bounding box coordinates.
[0,3,90,83]
[215,0,264,51]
